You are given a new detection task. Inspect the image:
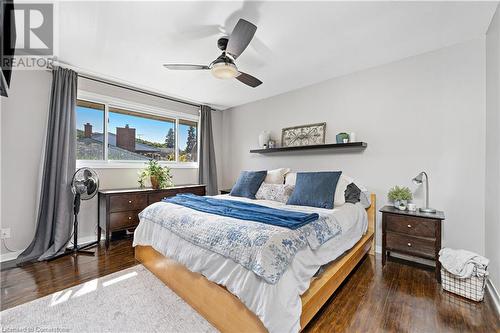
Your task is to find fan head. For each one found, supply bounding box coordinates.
[72,167,99,200]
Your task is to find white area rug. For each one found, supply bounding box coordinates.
[0,265,217,333]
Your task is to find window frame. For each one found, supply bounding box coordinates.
[76,91,200,169]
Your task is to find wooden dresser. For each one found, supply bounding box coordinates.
[380,206,445,281]
[98,185,206,248]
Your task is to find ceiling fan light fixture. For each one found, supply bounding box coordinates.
[211,62,238,79]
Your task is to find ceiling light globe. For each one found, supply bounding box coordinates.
[211,62,238,79]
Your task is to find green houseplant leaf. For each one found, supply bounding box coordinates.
[137,159,174,189]
[388,186,413,202]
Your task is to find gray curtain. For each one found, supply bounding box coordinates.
[17,68,77,263]
[198,105,218,195]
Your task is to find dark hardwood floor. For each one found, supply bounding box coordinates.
[1,239,136,311]
[1,239,499,332]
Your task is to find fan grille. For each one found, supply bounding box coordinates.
[71,167,99,200]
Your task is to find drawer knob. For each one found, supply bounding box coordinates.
[128,200,132,203]
[128,216,132,220]
[407,224,412,228]
[407,242,412,247]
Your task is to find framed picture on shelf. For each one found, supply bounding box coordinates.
[281,122,326,147]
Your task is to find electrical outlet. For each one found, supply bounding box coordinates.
[1,228,11,239]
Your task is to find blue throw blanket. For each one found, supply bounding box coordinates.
[163,194,319,229]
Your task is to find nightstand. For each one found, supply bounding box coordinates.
[220,189,232,195]
[380,206,445,281]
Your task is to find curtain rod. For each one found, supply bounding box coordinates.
[50,61,203,109]
[78,74,202,109]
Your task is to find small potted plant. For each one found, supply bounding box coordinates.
[138,159,174,189]
[388,186,413,211]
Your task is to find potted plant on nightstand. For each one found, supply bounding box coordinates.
[138,159,174,189]
[388,186,413,211]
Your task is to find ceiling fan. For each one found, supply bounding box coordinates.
[163,19,263,88]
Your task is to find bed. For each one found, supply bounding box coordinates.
[134,192,376,333]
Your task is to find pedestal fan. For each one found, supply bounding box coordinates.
[54,167,100,259]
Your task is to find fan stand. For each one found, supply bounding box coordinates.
[49,193,99,261]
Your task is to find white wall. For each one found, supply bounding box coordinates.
[1,70,52,255]
[222,39,486,255]
[486,4,500,292]
[0,71,223,258]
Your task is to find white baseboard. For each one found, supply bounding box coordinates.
[0,235,102,263]
[486,279,500,316]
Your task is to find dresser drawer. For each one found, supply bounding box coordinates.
[147,187,206,204]
[109,194,148,213]
[386,232,436,259]
[148,190,176,204]
[177,186,206,196]
[385,214,436,238]
[109,210,141,230]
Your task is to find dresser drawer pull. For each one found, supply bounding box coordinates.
[128,216,132,220]
[128,200,132,203]
[407,242,412,247]
[407,224,412,228]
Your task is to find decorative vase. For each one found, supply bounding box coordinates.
[150,175,160,189]
[336,132,349,144]
[394,200,408,211]
[258,131,270,148]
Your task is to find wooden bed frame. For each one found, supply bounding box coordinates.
[135,194,376,332]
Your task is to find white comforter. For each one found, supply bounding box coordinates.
[133,195,368,333]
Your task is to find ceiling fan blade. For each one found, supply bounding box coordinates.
[177,25,223,39]
[236,72,262,88]
[163,64,209,70]
[226,19,257,59]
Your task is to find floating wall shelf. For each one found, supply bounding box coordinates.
[249,142,367,154]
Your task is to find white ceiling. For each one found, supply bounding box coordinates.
[58,1,498,110]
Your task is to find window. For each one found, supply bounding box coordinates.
[178,119,198,162]
[108,107,176,161]
[75,94,199,167]
[76,100,105,160]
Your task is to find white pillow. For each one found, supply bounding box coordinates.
[255,183,295,203]
[336,174,371,208]
[284,172,297,186]
[334,175,351,206]
[284,172,370,207]
[264,168,291,184]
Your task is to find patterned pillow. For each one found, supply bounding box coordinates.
[255,183,295,203]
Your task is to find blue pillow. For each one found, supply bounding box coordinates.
[287,172,342,209]
[230,171,267,199]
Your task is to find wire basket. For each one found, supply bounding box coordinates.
[441,267,487,302]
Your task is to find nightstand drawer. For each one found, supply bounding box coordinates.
[109,194,148,213]
[385,214,436,238]
[109,210,141,230]
[386,232,435,259]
